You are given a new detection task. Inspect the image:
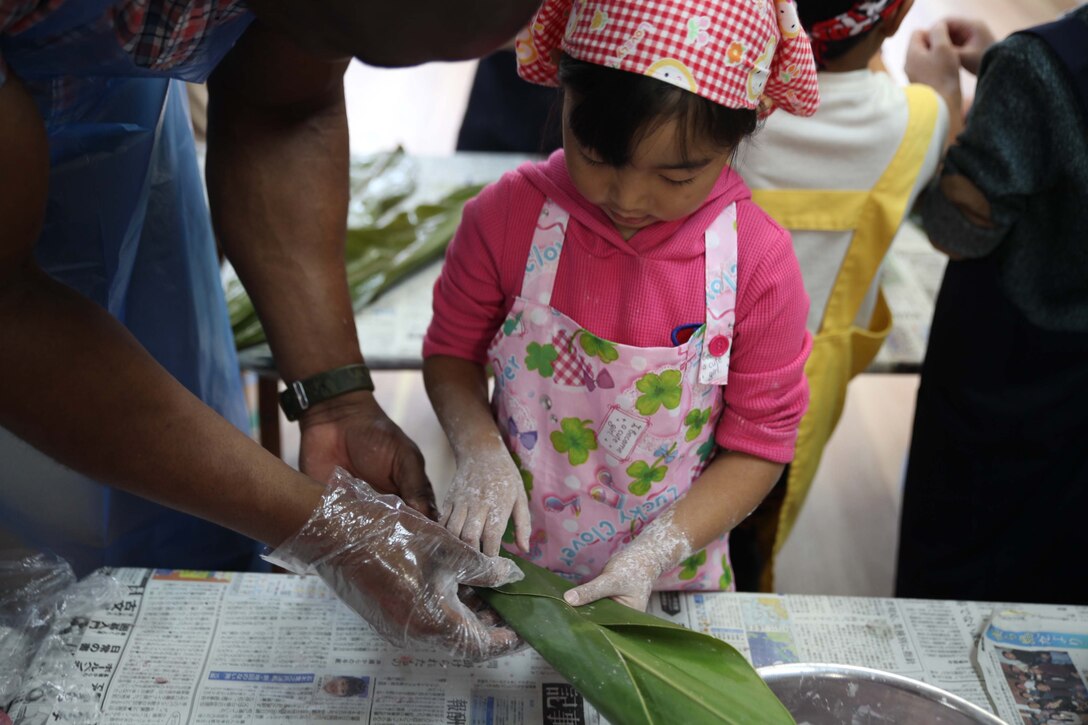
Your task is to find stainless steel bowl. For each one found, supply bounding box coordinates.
[757,663,1007,724]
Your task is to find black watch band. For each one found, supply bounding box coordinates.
[279,364,374,422]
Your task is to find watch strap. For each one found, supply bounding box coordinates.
[279,364,374,421]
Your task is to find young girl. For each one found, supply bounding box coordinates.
[423,0,817,611]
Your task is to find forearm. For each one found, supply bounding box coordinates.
[422,355,506,461]
[0,264,323,546]
[206,25,358,387]
[668,451,783,554]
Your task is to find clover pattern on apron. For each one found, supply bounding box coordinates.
[488,198,739,591]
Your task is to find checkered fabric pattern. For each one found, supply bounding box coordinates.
[111,0,247,72]
[552,330,590,387]
[516,0,819,117]
[0,0,246,90]
[0,0,65,86]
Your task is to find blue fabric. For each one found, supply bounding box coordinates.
[0,2,264,575]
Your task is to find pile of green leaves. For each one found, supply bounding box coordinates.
[226,148,483,350]
[478,555,795,725]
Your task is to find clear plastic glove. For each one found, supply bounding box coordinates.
[442,442,530,557]
[563,509,692,612]
[299,391,436,518]
[264,468,524,661]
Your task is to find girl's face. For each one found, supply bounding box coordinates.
[563,98,734,240]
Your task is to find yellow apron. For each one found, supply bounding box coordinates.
[749,85,940,589]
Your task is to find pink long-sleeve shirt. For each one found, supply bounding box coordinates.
[423,151,810,463]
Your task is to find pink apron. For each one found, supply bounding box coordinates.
[489,198,739,591]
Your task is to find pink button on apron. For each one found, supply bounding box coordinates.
[709,335,731,357]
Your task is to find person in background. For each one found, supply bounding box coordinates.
[0,0,543,660]
[895,6,1088,605]
[730,0,948,591]
[423,0,817,610]
[456,47,562,155]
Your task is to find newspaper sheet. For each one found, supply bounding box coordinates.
[975,604,1088,725]
[9,569,1041,725]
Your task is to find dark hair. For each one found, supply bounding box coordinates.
[798,0,884,66]
[558,54,758,167]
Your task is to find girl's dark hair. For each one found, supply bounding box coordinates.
[558,54,758,167]
[798,0,884,66]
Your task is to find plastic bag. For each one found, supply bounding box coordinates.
[0,551,123,725]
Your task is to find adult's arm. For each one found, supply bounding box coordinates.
[206,23,433,515]
[0,66,520,661]
[0,74,325,547]
[921,32,1061,258]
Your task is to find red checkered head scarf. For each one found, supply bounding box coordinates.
[807,0,907,68]
[515,0,819,118]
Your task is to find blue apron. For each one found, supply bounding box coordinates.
[0,2,263,576]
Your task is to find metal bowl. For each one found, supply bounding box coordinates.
[757,663,1006,724]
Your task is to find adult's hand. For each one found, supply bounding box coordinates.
[265,469,524,661]
[299,391,436,518]
[944,17,997,76]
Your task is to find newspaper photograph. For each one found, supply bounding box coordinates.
[977,606,1088,725]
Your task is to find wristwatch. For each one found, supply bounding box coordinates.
[279,363,374,421]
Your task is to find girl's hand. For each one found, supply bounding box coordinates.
[563,510,692,612]
[905,23,963,110]
[442,443,531,557]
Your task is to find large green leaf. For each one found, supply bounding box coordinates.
[342,183,482,312]
[478,555,794,725]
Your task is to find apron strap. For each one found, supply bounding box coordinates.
[752,84,940,333]
[698,201,739,385]
[519,198,570,305]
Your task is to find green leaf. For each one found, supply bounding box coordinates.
[577,330,619,363]
[626,460,668,496]
[477,555,795,725]
[525,342,559,378]
[511,451,533,499]
[502,312,523,336]
[684,407,711,442]
[550,418,598,467]
[719,558,734,590]
[635,370,684,416]
[679,549,708,580]
[696,437,717,463]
